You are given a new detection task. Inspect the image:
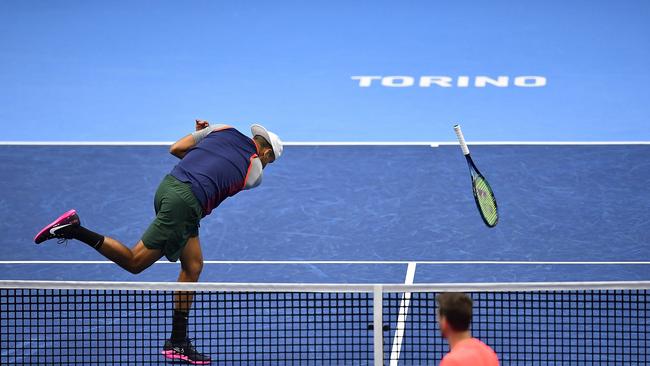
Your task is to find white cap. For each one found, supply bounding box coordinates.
[251,124,283,160]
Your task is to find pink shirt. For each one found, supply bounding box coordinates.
[440,338,499,366]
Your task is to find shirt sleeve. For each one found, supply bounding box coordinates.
[243,156,263,190]
[191,124,231,144]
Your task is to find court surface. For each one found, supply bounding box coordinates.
[1,144,649,284]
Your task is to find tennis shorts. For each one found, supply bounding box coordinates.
[141,174,203,262]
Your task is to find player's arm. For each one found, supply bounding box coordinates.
[169,134,195,159]
[170,120,224,159]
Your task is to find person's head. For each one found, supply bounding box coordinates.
[436,292,473,338]
[253,135,275,167]
[251,124,283,168]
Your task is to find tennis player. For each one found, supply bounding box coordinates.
[34,120,283,365]
[437,292,499,366]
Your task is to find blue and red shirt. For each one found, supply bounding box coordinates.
[170,127,260,216]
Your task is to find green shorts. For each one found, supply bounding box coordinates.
[141,175,203,262]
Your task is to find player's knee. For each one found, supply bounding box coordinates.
[184,260,203,279]
[127,263,145,274]
[125,258,150,274]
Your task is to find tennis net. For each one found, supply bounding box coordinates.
[1,280,648,365]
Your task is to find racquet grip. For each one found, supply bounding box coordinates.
[453,124,470,155]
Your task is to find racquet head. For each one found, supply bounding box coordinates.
[470,169,498,227]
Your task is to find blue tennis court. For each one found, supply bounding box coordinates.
[1,144,649,283]
[2,0,650,364]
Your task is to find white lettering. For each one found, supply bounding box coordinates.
[381,76,414,87]
[514,76,547,87]
[352,75,547,88]
[351,76,382,87]
[419,76,453,87]
[475,76,509,87]
[457,76,470,88]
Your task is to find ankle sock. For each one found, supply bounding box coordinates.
[64,225,104,249]
[171,310,189,342]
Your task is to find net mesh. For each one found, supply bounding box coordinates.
[1,282,648,365]
[385,290,649,365]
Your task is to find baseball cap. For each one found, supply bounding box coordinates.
[251,124,283,160]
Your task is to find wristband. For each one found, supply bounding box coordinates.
[191,124,225,144]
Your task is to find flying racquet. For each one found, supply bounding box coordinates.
[453,124,499,227]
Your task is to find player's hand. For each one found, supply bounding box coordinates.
[195,119,210,131]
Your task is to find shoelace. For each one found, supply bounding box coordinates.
[57,238,69,246]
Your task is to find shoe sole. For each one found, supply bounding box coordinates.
[162,350,211,365]
[34,209,78,244]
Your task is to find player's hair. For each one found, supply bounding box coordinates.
[253,135,273,151]
[436,292,473,331]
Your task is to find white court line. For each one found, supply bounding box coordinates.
[389,262,417,365]
[1,141,650,146]
[435,141,650,146]
[288,141,650,146]
[1,260,649,265]
[0,141,175,145]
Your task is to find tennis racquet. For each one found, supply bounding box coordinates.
[453,124,499,227]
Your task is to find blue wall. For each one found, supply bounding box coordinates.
[1,0,648,141]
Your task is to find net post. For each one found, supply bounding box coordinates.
[373,285,384,366]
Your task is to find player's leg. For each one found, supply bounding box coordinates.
[98,238,163,274]
[34,209,163,273]
[163,236,211,364]
[171,235,204,340]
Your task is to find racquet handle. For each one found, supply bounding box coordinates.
[453,124,470,155]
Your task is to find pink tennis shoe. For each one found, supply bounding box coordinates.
[34,209,80,244]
